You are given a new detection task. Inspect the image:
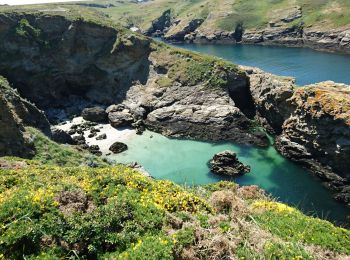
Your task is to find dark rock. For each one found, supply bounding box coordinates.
[145,9,172,36]
[51,128,74,144]
[109,142,128,154]
[88,132,97,138]
[209,150,251,176]
[108,107,134,128]
[81,107,107,122]
[96,133,107,140]
[88,145,102,156]
[0,76,50,158]
[68,129,76,135]
[72,135,86,145]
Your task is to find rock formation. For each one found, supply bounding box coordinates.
[0,76,50,157]
[209,150,251,176]
[274,82,350,202]
[109,142,128,154]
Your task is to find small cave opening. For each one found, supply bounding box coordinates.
[234,22,244,42]
[228,78,256,119]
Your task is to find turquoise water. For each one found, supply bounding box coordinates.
[112,131,350,225]
[112,43,350,225]
[166,42,350,86]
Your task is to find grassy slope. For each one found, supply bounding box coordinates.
[0,163,349,259]
[80,0,350,31]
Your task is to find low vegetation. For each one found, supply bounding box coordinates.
[151,44,242,89]
[25,127,108,167]
[0,152,349,259]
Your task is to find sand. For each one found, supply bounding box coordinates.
[56,117,137,155]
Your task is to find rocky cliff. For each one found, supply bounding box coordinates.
[0,9,267,148]
[0,76,50,157]
[247,72,350,204]
[275,82,350,204]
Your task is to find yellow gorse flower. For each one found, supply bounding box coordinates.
[251,200,296,214]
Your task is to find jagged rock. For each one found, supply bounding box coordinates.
[274,82,350,204]
[81,107,107,123]
[51,128,74,144]
[88,145,102,156]
[209,150,251,176]
[109,142,128,154]
[0,76,50,157]
[164,18,204,41]
[108,110,134,128]
[96,133,107,140]
[72,135,86,145]
[242,66,295,133]
[145,9,172,36]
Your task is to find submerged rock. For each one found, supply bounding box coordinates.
[109,142,128,154]
[81,107,107,123]
[209,150,251,177]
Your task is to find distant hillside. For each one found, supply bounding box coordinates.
[79,0,350,53]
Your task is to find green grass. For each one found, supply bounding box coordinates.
[26,127,107,167]
[253,206,350,254]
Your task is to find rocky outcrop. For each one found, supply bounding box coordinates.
[109,142,128,154]
[275,82,350,178]
[242,66,295,134]
[164,19,204,41]
[145,9,172,36]
[209,150,251,176]
[81,107,107,123]
[272,82,350,204]
[51,127,74,144]
[0,76,50,157]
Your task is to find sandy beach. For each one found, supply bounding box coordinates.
[56,117,136,155]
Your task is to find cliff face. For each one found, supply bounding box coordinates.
[0,12,151,108]
[0,76,50,158]
[0,10,267,147]
[276,82,350,180]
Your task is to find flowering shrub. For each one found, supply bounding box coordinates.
[0,165,210,258]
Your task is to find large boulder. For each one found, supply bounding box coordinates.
[109,142,128,154]
[107,104,134,128]
[81,107,107,123]
[209,150,251,177]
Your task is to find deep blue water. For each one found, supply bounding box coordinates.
[167,42,350,86]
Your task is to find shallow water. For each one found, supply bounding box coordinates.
[166,42,350,86]
[111,131,350,225]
